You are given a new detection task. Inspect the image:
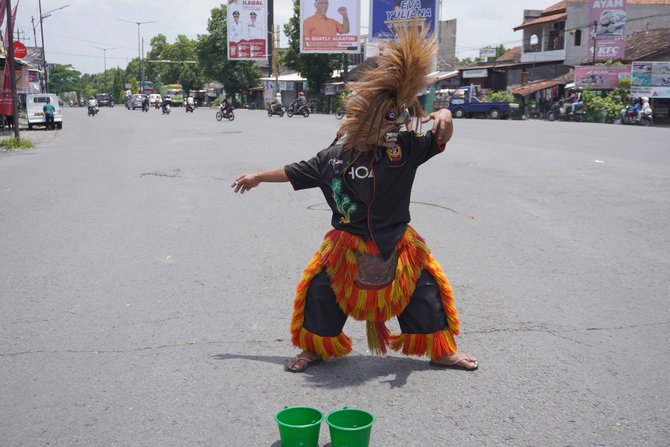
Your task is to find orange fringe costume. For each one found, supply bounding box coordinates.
[289,226,460,361]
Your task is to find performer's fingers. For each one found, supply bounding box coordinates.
[421,113,434,124]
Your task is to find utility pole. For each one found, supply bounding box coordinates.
[592,20,597,63]
[6,0,20,139]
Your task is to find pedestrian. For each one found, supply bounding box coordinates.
[232,25,477,373]
[43,97,56,130]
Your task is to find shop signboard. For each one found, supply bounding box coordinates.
[575,65,630,89]
[631,61,670,98]
[589,0,627,62]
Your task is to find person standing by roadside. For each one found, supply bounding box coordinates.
[43,97,56,130]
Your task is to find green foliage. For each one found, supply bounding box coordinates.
[47,64,81,94]
[584,87,627,123]
[496,45,508,58]
[283,0,341,94]
[486,90,515,103]
[196,4,261,98]
[0,137,34,150]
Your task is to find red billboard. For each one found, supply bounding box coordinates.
[589,0,627,61]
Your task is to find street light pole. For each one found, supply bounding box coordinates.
[94,47,117,93]
[119,19,158,93]
[37,1,70,93]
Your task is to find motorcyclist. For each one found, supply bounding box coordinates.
[186,95,195,111]
[87,96,98,114]
[639,97,651,120]
[630,97,641,121]
[295,91,307,112]
[142,94,150,111]
[161,95,172,113]
[567,87,583,114]
[222,96,234,117]
[269,92,282,113]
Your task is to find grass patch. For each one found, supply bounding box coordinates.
[0,137,34,150]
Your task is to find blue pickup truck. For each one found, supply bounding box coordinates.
[447,85,519,119]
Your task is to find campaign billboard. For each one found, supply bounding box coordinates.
[227,0,268,61]
[631,61,670,99]
[590,0,626,62]
[575,65,630,89]
[370,0,438,39]
[300,0,360,54]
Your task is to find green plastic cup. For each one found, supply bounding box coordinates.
[275,406,324,447]
[326,407,375,447]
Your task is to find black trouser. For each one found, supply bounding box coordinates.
[45,115,55,129]
[302,270,448,337]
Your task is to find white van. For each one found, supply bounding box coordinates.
[26,93,63,130]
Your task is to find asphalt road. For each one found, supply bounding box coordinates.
[1,106,669,446]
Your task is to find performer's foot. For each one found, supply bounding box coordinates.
[286,350,323,373]
[429,353,478,371]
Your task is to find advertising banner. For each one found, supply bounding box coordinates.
[574,65,630,89]
[227,0,268,61]
[300,0,360,53]
[589,0,626,61]
[631,61,670,98]
[370,0,438,39]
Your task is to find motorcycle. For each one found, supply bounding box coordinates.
[216,104,235,121]
[335,106,345,120]
[185,103,195,113]
[286,100,310,118]
[142,102,150,112]
[613,105,653,126]
[162,103,171,115]
[87,105,98,116]
[546,100,586,122]
[267,103,285,117]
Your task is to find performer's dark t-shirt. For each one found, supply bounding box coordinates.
[285,130,443,259]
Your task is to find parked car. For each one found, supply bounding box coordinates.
[95,93,114,107]
[130,94,147,110]
[26,93,63,130]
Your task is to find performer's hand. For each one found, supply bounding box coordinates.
[422,108,453,145]
[232,174,260,194]
[338,6,348,16]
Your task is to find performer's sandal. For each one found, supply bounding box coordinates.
[429,353,478,371]
[286,354,323,373]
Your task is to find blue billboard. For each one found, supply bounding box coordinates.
[370,0,438,38]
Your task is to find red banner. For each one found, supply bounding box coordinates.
[0,63,13,115]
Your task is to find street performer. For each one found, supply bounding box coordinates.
[232,25,477,372]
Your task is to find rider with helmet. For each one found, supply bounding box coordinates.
[270,92,283,113]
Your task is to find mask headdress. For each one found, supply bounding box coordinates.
[338,24,436,151]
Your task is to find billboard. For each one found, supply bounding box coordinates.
[590,0,626,61]
[574,65,630,89]
[370,0,438,39]
[300,0,360,53]
[227,0,268,61]
[631,61,670,99]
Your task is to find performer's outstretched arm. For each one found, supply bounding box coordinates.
[232,167,288,194]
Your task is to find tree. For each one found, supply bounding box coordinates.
[496,44,508,58]
[283,0,340,95]
[48,64,81,95]
[196,4,260,100]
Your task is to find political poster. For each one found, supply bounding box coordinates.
[589,0,627,62]
[227,0,268,61]
[370,0,438,39]
[300,0,360,53]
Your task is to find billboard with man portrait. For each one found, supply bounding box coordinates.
[300,0,360,54]
[227,0,268,61]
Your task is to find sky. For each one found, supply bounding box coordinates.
[14,0,555,75]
